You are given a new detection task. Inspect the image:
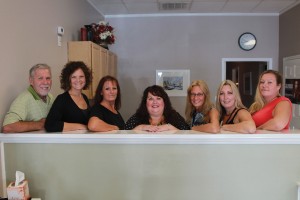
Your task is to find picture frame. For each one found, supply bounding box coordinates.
[156,69,190,96]
[243,72,252,95]
[284,79,300,104]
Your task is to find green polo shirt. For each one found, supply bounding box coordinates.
[3,86,54,126]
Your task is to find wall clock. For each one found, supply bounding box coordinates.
[238,32,257,51]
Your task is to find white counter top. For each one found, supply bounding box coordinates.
[1,129,300,144]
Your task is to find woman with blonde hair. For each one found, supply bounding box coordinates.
[216,80,256,133]
[249,70,292,131]
[185,80,220,133]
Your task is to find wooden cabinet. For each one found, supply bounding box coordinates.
[68,41,117,99]
[108,51,117,77]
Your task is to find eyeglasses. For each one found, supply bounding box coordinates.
[190,93,204,98]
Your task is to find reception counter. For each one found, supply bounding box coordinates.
[1,130,300,200]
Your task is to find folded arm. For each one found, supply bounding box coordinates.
[2,119,46,133]
[257,101,291,131]
[191,108,220,133]
[222,109,256,133]
[88,116,119,132]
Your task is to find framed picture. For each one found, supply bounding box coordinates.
[285,79,300,104]
[156,69,190,96]
[243,72,252,95]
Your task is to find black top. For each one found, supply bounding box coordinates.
[90,103,125,130]
[222,108,244,125]
[125,112,190,130]
[191,109,210,127]
[45,92,90,132]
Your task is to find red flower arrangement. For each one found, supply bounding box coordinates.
[92,21,115,45]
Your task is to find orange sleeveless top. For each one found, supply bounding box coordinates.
[251,96,292,130]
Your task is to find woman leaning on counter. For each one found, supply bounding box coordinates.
[45,61,92,132]
[185,80,220,133]
[216,80,256,133]
[249,70,292,131]
[88,75,125,132]
[125,85,190,132]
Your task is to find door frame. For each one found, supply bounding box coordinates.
[221,58,273,80]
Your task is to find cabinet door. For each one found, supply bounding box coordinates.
[100,47,108,77]
[108,51,117,77]
[90,43,101,99]
[283,55,300,129]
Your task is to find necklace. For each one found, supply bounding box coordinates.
[149,116,165,126]
[69,92,82,98]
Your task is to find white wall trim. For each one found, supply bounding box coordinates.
[0,142,6,197]
[283,54,300,61]
[106,13,278,18]
[1,130,300,144]
[221,58,273,81]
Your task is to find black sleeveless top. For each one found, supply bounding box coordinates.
[222,108,245,125]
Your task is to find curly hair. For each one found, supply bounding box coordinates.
[93,75,122,110]
[60,61,92,91]
[135,85,176,122]
[185,80,214,124]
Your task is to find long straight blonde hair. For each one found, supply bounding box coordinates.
[215,80,246,120]
[249,70,282,114]
[185,80,214,124]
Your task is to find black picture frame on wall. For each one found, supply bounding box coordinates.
[285,79,300,104]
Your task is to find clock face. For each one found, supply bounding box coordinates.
[238,33,257,51]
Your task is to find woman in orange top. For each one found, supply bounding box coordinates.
[249,70,292,131]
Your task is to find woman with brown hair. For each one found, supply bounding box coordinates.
[88,75,125,132]
[45,61,92,132]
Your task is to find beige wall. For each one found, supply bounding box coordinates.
[279,3,300,72]
[4,142,300,200]
[109,15,279,121]
[0,0,102,195]
[0,0,103,124]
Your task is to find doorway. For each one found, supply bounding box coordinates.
[222,58,272,108]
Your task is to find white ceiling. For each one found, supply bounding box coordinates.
[87,0,300,16]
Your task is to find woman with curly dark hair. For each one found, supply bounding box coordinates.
[88,75,124,132]
[45,61,92,132]
[125,85,190,132]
